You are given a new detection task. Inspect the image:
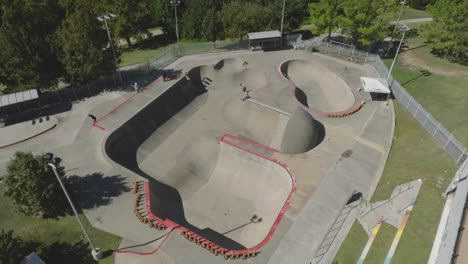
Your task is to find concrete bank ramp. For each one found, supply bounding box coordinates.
[178,141,293,249]
[280,107,321,154]
[281,59,355,113]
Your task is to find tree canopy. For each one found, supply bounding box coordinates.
[0,0,64,92]
[0,230,36,264]
[57,2,116,85]
[3,152,68,217]
[270,0,310,33]
[341,0,397,45]
[221,0,274,39]
[422,0,468,62]
[105,0,154,46]
[309,0,343,41]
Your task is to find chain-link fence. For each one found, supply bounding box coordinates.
[298,39,377,64]
[373,57,467,165]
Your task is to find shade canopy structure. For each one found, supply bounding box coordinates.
[0,89,39,108]
[360,77,391,94]
[247,30,282,50]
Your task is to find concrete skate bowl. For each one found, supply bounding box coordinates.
[280,59,364,117]
[188,58,269,93]
[213,57,247,71]
[105,60,301,257]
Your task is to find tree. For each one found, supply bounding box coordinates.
[3,152,68,217]
[409,0,435,10]
[56,2,116,85]
[181,0,211,39]
[0,0,64,93]
[341,0,397,45]
[221,0,274,39]
[0,230,37,264]
[201,4,223,42]
[104,0,154,46]
[309,0,343,41]
[270,0,310,33]
[422,0,467,62]
[152,0,176,37]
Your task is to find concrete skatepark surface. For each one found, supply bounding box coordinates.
[0,50,395,263]
[105,57,314,252]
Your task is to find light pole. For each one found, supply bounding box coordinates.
[386,23,410,103]
[386,0,406,55]
[43,153,102,261]
[170,0,181,54]
[97,13,123,85]
[280,0,286,34]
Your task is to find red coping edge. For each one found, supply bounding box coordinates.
[277,59,364,118]
[221,133,279,153]
[0,124,57,149]
[145,133,297,255]
[95,75,163,124]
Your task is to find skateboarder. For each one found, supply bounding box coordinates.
[88,114,97,123]
[240,83,251,101]
[162,70,168,81]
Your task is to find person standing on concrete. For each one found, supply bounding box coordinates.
[162,70,168,81]
[134,82,139,93]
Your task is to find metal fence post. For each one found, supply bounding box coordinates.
[445,134,454,148]
[433,123,441,137]
[457,150,467,164]
[350,46,355,61]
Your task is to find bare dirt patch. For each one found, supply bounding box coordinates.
[399,48,468,78]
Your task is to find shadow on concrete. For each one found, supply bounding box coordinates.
[67,173,131,209]
[39,240,97,264]
[105,74,247,250]
[294,87,309,107]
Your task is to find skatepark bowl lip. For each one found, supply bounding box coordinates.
[103,58,298,256]
[278,58,364,118]
[143,133,297,256]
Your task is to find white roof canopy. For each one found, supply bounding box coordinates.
[0,89,39,107]
[247,31,281,40]
[360,77,390,94]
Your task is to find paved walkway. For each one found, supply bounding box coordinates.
[398,17,433,24]
[0,116,57,149]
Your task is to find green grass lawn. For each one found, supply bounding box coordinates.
[400,7,431,20]
[0,183,121,264]
[120,46,169,67]
[403,36,468,73]
[384,59,468,146]
[334,102,458,264]
[120,39,230,67]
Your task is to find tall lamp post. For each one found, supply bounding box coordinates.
[97,13,123,84]
[280,0,286,34]
[386,23,410,103]
[386,0,406,55]
[170,0,181,54]
[43,153,102,260]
